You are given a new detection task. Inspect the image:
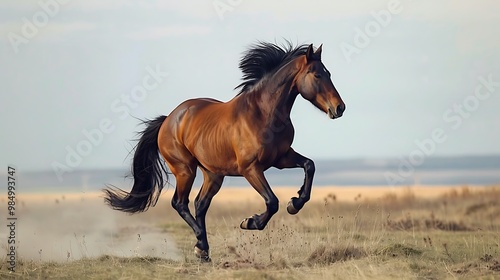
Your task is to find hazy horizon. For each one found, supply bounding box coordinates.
[4,154,499,192]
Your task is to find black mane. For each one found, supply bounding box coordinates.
[235,41,309,93]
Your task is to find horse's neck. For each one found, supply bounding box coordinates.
[256,61,300,122]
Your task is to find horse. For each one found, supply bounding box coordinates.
[104,41,345,261]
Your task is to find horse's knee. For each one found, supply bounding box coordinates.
[267,196,279,215]
[171,192,181,210]
[171,199,182,213]
[304,159,315,178]
[171,197,178,210]
[171,197,189,214]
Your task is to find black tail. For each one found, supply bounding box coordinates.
[103,115,168,213]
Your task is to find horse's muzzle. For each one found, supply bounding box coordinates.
[328,103,345,119]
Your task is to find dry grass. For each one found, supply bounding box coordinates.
[2,185,500,279]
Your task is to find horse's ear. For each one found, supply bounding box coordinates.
[315,44,323,60]
[306,44,314,61]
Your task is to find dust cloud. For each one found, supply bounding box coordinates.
[1,193,181,262]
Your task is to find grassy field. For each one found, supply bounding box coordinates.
[2,186,499,279]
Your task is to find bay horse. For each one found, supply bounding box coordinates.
[104,42,345,261]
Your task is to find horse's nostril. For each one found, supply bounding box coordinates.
[337,104,345,115]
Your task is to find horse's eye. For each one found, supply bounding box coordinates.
[314,73,321,79]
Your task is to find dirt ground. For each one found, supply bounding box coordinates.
[2,192,181,262]
[1,185,477,262]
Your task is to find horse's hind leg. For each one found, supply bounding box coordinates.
[193,169,223,260]
[240,167,279,230]
[169,162,207,260]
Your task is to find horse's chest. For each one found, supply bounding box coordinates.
[257,124,294,163]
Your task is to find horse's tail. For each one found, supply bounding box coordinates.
[103,115,168,213]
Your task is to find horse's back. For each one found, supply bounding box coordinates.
[178,98,223,111]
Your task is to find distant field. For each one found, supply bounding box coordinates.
[1,185,499,279]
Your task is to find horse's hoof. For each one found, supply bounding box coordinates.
[287,199,299,215]
[240,218,250,229]
[194,246,211,262]
[240,217,257,230]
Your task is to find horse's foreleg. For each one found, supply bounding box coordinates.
[240,168,279,230]
[274,148,315,214]
[193,170,223,260]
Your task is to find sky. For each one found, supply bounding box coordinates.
[1,0,499,176]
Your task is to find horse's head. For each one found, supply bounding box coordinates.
[295,44,345,119]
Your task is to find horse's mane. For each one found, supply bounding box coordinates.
[235,41,309,94]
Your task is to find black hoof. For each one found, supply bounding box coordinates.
[287,198,300,215]
[194,246,211,262]
[240,217,259,230]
